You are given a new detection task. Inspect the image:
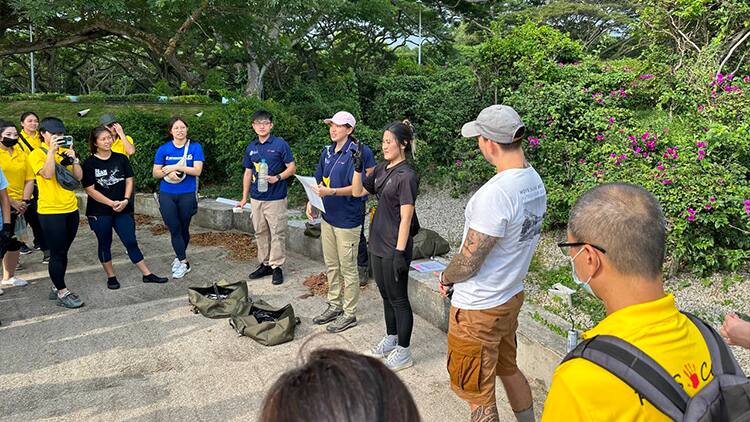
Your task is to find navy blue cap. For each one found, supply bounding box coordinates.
[40,118,66,134]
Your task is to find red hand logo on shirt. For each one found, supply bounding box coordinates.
[683,363,699,389]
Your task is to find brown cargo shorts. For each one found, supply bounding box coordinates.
[446,291,525,406]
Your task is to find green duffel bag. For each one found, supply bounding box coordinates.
[188,280,250,319]
[412,228,450,259]
[229,299,301,346]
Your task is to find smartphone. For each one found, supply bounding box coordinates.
[56,135,74,148]
[737,312,750,323]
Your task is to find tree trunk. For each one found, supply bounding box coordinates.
[244,60,270,98]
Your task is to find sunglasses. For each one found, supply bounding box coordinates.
[557,241,607,257]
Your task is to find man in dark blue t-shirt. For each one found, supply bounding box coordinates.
[239,110,296,285]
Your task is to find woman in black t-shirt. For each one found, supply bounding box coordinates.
[352,120,419,372]
[82,126,167,289]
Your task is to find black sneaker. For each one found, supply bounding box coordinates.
[42,250,50,264]
[249,264,273,279]
[107,276,120,290]
[272,267,284,285]
[32,243,41,251]
[143,273,169,284]
[19,244,32,255]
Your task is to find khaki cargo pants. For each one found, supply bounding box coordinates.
[320,220,360,317]
[250,198,288,268]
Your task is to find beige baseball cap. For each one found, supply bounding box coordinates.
[461,105,525,144]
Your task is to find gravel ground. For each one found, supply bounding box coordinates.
[416,186,750,372]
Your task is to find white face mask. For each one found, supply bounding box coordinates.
[570,248,596,297]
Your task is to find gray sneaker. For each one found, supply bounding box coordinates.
[385,345,414,372]
[358,266,369,286]
[48,287,58,300]
[313,305,343,325]
[368,334,398,358]
[57,291,84,309]
[326,314,358,333]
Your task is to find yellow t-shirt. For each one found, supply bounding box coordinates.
[111,135,135,157]
[0,146,34,201]
[541,294,713,421]
[18,130,41,154]
[27,148,78,214]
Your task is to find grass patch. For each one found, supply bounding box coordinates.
[531,311,565,337]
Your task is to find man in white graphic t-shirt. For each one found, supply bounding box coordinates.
[438,105,547,422]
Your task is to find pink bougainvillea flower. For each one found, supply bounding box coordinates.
[455,160,462,167]
[528,137,540,147]
[661,179,672,185]
[698,104,705,111]
[657,162,665,171]
[610,153,617,158]
[705,203,712,210]
[578,159,586,164]
[609,117,616,124]
[639,74,654,80]
[743,76,750,83]
[642,131,650,140]
[596,134,605,141]
[696,141,706,148]
[744,200,750,206]
[709,197,716,203]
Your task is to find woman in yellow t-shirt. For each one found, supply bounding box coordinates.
[0,120,31,289]
[99,114,135,157]
[18,111,47,260]
[28,117,84,309]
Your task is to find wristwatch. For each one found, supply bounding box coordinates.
[73,158,80,165]
[276,175,282,183]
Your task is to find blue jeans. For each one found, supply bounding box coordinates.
[88,213,144,264]
[158,192,197,261]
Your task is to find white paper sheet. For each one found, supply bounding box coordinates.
[295,175,326,213]
[215,197,251,209]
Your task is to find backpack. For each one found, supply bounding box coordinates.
[229,299,301,346]
[563,312,750,421]
[411,228,450,260]
[188,280,250,319]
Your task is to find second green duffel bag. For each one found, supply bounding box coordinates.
[188,280,249,319]
[229,299,301,346]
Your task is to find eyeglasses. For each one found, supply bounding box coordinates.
[557,241,607,257]
[253,120,272,126]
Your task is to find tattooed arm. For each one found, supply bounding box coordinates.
[441,228,498,285]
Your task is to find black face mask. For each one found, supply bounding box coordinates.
[1,137,18,148]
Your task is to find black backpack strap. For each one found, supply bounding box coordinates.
[18,131,34,152]
[682,311,745,377]
[563,335,689,420]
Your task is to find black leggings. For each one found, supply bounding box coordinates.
[159,192,197,261]
[39,211,79,290]
[88,213,144,264]
[371,252,414,347]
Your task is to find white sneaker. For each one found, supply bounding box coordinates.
[0,288,4,295]
[385,346,414,372]
[368,334,398,358]
[1,277,28,287]
[171,258,181,273]
[172,262,191,279]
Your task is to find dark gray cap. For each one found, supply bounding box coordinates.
[39,118,66,134]
[461,105,525,144]
[99,113,117,126]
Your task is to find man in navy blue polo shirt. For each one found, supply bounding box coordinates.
[306,111,376,333]
[239,110,296,285]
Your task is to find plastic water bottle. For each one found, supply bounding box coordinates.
[258,159,268,192]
